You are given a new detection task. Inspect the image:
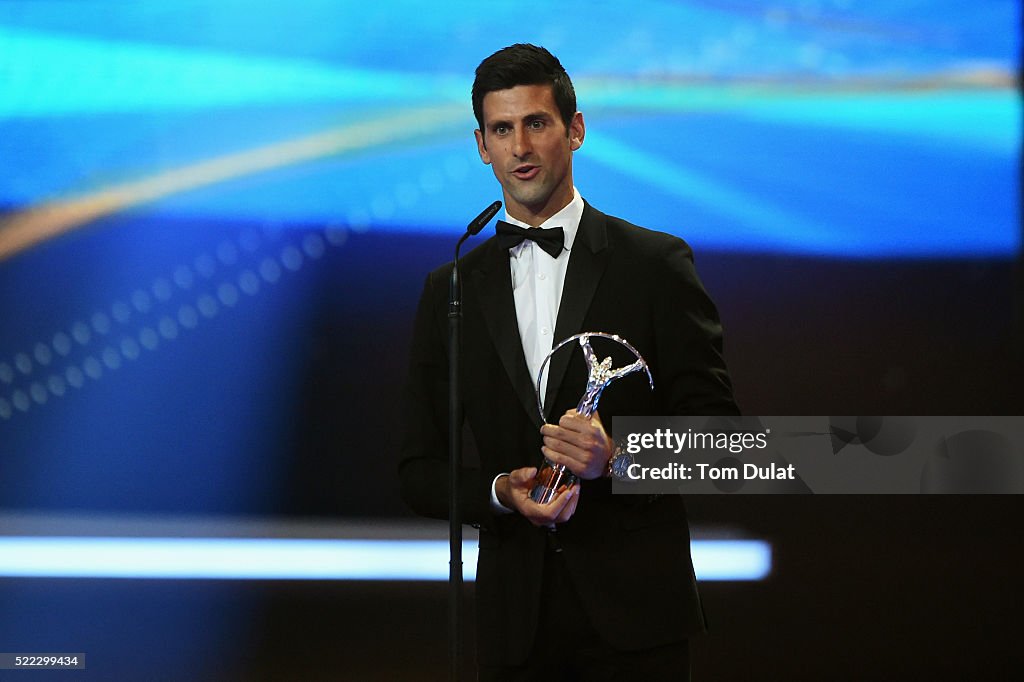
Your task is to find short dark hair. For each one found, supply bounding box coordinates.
[472,44,577,137]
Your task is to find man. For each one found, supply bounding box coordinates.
[399,44,737,680]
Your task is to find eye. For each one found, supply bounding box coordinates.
[494,125,509,136]
[528,120,545,130]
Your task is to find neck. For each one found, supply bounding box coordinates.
[506,186,574,228]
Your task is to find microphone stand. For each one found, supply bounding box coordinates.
[448,200,500,681]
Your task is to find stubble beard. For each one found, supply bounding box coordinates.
[502,168,571,221]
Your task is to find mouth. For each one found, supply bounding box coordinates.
[511,165,540,181]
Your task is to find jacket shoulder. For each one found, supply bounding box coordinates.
[587,205,695,262]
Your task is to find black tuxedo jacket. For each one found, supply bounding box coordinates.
[399,202,738,666]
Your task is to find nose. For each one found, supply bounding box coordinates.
[512,127,531,158]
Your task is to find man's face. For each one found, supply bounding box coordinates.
[474,84,584,226]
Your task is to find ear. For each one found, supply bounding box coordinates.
[474,129,491,165]
[568,112,585,151]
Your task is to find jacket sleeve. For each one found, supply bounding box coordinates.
[397,270,490,524]
[653,236,740,416]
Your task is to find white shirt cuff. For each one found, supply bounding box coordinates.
[490,473,515,514]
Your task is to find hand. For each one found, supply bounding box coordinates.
[540,410,614,480]
[496,467,580,527]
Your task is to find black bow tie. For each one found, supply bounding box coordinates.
[495,220,565,258]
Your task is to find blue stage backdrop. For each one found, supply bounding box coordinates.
[0,1,1018,259]
[0,0,1019,513]
[0,0,1019,514]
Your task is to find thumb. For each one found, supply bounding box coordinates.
[509,467,538,485]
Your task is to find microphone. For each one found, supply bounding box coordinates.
[447,199,500,678]
[466,200,502,236]
[452,200,501,306]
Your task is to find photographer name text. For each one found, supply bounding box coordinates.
[625,461,795,481]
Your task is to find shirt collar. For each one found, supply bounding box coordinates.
[502,187,583,258]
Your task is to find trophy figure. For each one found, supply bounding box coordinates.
[530,332,654,504]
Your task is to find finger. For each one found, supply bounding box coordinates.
[539,422,579,441]
[544,425,590,451]
[523,486,575,526]
[537,482,575,512]
[545,432,600,462]
[543,484,576,517]
[542,433,585,458]
[542,446,585,476]
[543,442,585,464]
[508,467,538,487]
[540,426,587,455]
[555,486,580,523]
[558,411,589,433]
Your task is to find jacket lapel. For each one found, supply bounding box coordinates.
[470,239,545,429]
[543,203,610,419]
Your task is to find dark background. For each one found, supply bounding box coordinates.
[2,225,1021,680]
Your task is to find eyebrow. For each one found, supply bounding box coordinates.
[487,111,554,128]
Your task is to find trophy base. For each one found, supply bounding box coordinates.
[529,462,579,504]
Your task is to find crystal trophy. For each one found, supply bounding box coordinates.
[529,332,653,503]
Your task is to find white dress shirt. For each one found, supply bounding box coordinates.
[490,188,585,513]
